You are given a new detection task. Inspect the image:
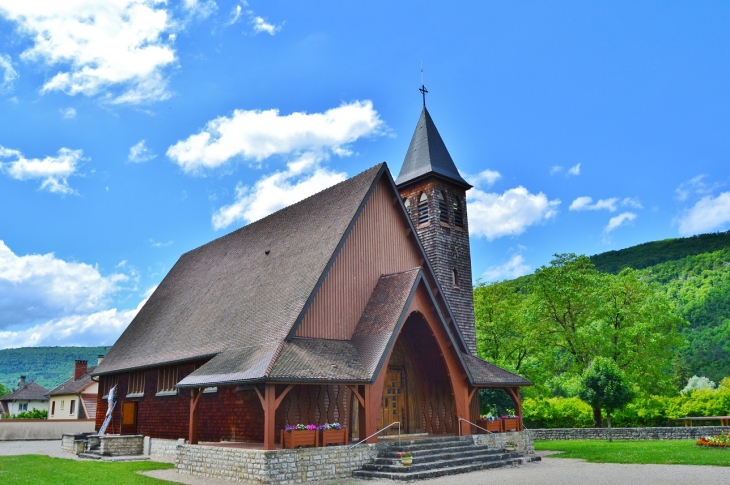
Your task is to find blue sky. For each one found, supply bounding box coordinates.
[1,1,729,349]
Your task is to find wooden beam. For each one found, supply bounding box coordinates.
[263,384,277,450]
[468,388,478,404]
[188,388,204,445]
[345,385,365,408]
[253,385,265,408]
[274,384,294,409]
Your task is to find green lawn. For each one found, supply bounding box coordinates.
[0,455,175,485]
[535,439,730,467]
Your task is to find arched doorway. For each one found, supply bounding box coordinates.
[379,311,458,435]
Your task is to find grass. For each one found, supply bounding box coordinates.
[0,455,175,485]
[535,439,730,467]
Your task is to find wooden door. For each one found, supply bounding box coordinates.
[381,367,406,434]
[121,401,138,435]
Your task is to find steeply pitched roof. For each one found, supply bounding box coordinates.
[46,366,97,396]
[95,164,385,376]
[395,107,471,189]
[0,381,49,402]
[461,353,532,387]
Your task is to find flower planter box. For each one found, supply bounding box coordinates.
[486,420,503,433]
[321,426,348,446]
[281,429,319,449]
[502,418,520,432]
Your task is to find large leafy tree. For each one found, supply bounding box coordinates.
[579,357,633,440]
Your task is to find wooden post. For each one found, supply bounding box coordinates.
[263,384,277,450]
[504,387,523,431]
[188,388,203,445]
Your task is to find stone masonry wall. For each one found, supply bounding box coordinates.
[175,444,380,485]
[150,437,186,458]
[531,426,730,440]
[471,430,535,454]
[100,435,144,456]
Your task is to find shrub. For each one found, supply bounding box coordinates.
[11,409,47,419]
[681,375,716,394]
[522,397,593,428]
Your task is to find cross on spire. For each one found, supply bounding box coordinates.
[419,84,428,107]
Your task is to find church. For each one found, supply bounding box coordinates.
[92,102,531,450]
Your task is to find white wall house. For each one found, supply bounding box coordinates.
[0,378,49,418]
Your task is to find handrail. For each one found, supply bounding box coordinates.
[348,421,400,479]
[348,421,401,448]
[457,417,492,435]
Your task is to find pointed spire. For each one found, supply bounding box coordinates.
[395,107,472,189]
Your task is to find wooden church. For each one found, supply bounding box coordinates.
[92,104,531,449]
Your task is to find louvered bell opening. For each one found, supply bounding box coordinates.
[453,199,463,227]
[418,192,429,225]
[438,192,448,223]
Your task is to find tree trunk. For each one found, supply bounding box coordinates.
[592,406,603,428]
[607,412,613,442]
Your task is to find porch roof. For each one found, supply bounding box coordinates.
[461,353,532,387]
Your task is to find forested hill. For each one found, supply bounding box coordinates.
[0,346,108,391]
[590,230,730,273]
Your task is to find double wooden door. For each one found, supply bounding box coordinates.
[381,367,407,434]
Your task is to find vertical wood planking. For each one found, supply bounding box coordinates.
[297,179,421,339]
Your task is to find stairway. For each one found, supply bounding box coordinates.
[353,436,541,481]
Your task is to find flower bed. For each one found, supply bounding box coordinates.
[697,431,730,448]
[320,423,348,446]
[281,424,319,449]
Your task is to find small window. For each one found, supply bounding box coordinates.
[438,192,449,223]
[452,269,460,288]
[404,197,411,211]
[69,400,75,415]
[102,375,118,398]
[60,400,64,410]
[51,401,56,416]
[128,371,145,396]
[157,366,178,394]
[453,198,464,228]
[19,403,28,412]
[418,192,429,225]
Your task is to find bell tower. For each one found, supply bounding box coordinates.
[396,93,477,354]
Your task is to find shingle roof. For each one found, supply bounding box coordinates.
[351,269,421,378]
[0,381,49,402]
[47,366,96,396]
[95,164,385,376]
[395,107,471,189]
[269,339,369,382]
[461,353,532,387]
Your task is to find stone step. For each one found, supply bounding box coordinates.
[362,450,521,473]
[379,443,478,458]
[385,438,473,453]
[372,448,513,468]
[77,452,102,460]
[354,455,541,481]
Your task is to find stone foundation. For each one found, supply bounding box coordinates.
[530,426,730,440]
[99,434,144,456]
[471,430,535,453]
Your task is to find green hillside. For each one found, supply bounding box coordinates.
[0,346,108,391]
[590,230,730,273]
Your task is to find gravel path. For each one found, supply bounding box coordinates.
[3,441,729,485]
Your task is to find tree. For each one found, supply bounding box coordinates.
[0,382,9,397]
[578,357,633,441]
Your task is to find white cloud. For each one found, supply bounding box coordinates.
[251,15,281,35]
[128,139,156,163]
[0,145,84,194]
[605,212,637,233]
[0,1,178,104]
[0,300,144,350]
[482,254,531,282]
[550,165,563,175]
[567,163,581,176]
[60,107,77,119]
[212,154,346,229]
[675,174,722,202]
[677,192,730,236]
[0,53,18,92]
[167,100,384,174]
[469,169,501,187]
[467,186,560,240]
[570,196,619,212]
[228,5,242,24]
[149,239,173,248]
[182,0,217,20]
[621,197,643,209]
[0,240,127,330]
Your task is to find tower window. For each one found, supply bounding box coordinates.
[453,198,464,228]
[404,197,411,212]
[438,192,449,224]
[452,269,459,288]
[418,192,429,225]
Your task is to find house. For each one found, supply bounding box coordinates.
[46,358,102,420]
[0,377,49,417]
[92,105,531,449]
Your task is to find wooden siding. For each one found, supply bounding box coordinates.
[296,178,422,339]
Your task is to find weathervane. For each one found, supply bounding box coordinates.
[420,61,428,107]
